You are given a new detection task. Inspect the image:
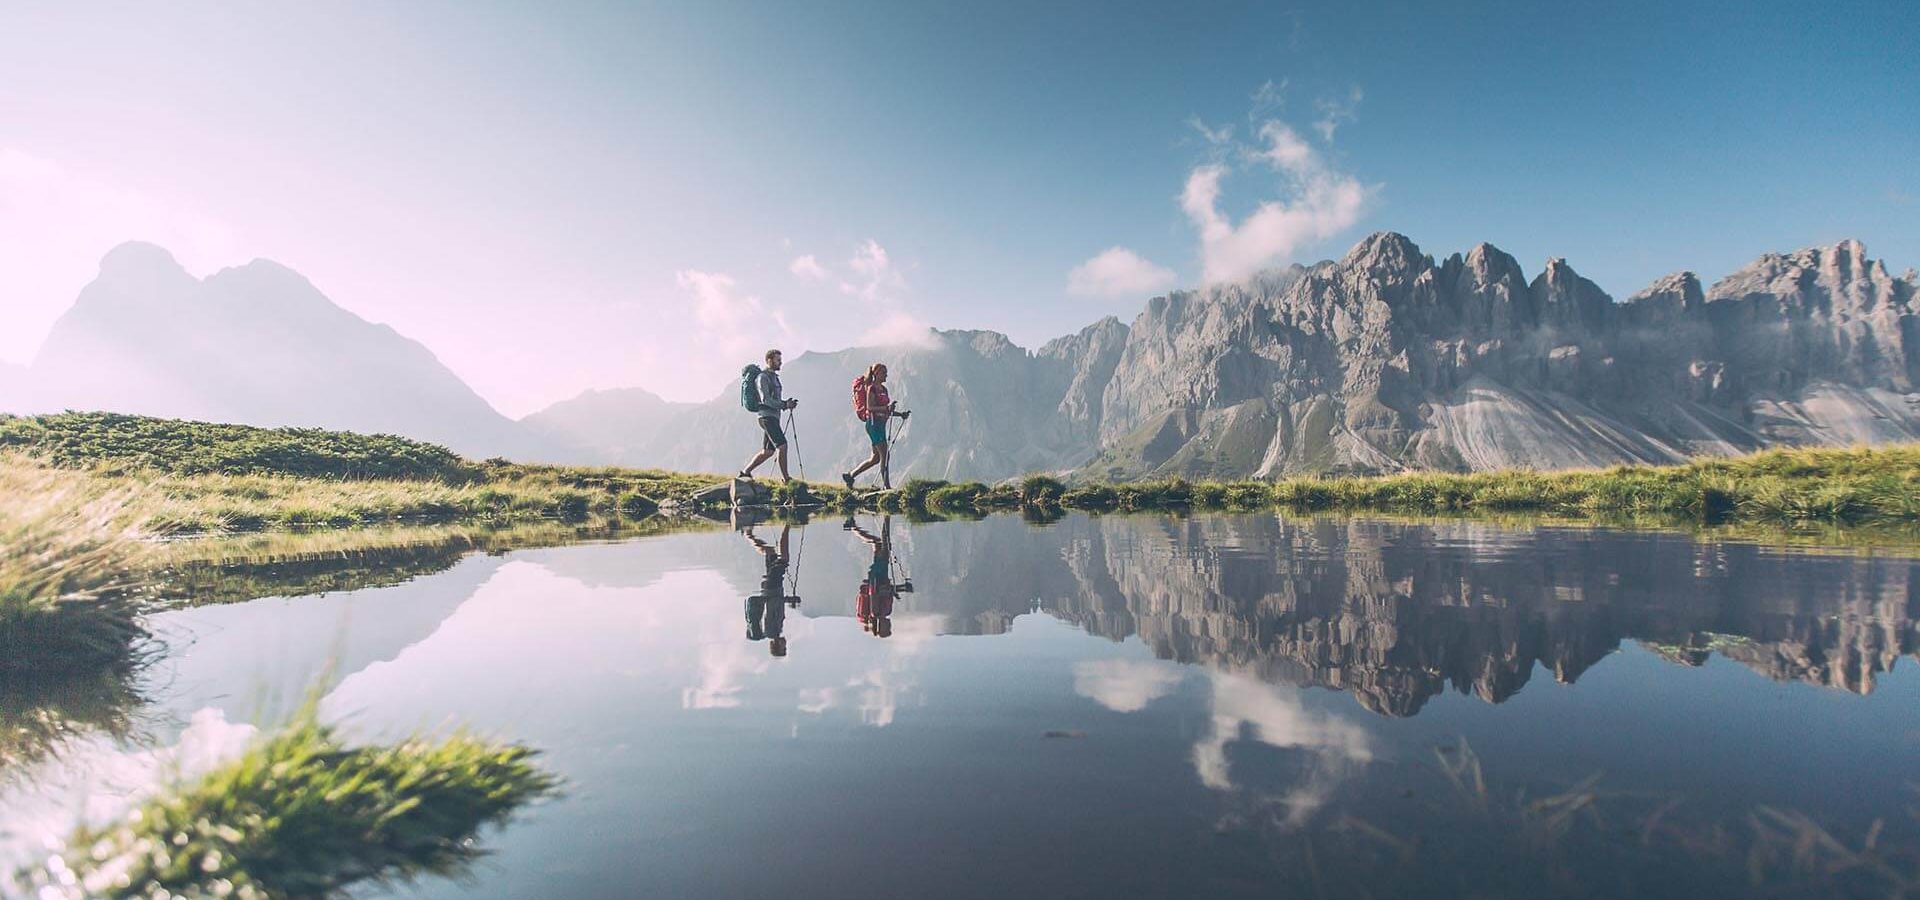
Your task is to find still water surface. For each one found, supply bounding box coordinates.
[7,513,1920,898]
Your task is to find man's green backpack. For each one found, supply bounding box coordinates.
[740,364,763,413]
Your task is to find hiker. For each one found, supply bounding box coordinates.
[848,514,912,638]
[840,363,910,490]
[743,523,800,657]
[739,349,799,483]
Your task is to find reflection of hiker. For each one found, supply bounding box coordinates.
[743,523,801,657]
[847,515,912,638]
[840,363,909,491]
[739,349,799,483]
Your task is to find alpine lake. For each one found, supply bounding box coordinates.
[6,510,1920,899]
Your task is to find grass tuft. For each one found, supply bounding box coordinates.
[16,697,559,898]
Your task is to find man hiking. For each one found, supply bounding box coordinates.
[739,348,799,482]
[840,362,909,490]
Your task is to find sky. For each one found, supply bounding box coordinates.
[1,0,1915,414]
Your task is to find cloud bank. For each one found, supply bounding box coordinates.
[1068,247,1178,298]
[1182,97,1378,285]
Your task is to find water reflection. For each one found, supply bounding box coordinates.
[4,512,1918,898]
[741,523,798,657]
[883,515,1919,714]
[848,515,913,639]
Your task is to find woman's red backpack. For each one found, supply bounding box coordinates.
[852,375,872,421]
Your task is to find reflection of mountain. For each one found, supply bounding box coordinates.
[891,515,1920,716]
[149,555,507,725]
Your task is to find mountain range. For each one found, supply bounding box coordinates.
[8,234,1918,478]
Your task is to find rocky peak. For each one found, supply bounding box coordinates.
[1620,271,1704,326]
[1463,242,1527,284]
[1528,256,1612,333]
[99,239,187,274]
[1343,231,1429,277]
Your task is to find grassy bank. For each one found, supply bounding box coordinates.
[1,413,715,533]
[13,698,558,898]
[8,413,1920,537]
[881,444,1920,528]
[0,462,152,678]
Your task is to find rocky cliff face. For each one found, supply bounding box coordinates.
[1079,233,1920,477]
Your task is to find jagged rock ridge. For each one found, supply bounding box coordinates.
[1088,234,1920,477]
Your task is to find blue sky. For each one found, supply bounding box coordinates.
[1,0,1914,412]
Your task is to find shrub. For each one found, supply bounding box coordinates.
[1020,475,1067,505]
[1062,485,1119,510]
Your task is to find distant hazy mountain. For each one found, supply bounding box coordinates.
[0,361,22,413]
[519,386,696,466]
[636,324,1128,481]
[22,242,549,459]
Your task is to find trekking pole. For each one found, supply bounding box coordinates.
[785,408,805,482]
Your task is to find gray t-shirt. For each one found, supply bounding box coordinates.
[756,369,784,419]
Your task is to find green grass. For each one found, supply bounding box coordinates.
[14,697,558,898]
[0,411,479,481]
[9,413,1920,535]
[1,413,876,534]
[871,446,1920,530]
[0,462,151,678]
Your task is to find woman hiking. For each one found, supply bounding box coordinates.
[840,363,909,490]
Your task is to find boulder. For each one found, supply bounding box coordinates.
[730,477,771,508]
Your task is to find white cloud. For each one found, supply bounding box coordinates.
[1074,658,1185,712]
[839,238,907,304]
[857,310,938,349]
[1187,117,1236,147]
[1181,118,1375,285]
[672,269,794,384]
[1249,78,1288,121]
[789,253,830,280]
[1313,85,1364,141]
[1067,247,1179,298]
[0,147,246,364]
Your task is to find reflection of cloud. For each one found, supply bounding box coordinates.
[1191,672,1372,828]
[850,614,938,727]
[682,637,770,710]
[0,707,257,876]
[1073,658,1185,712]
[796,686,838,714]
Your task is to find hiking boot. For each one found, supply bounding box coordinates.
[841,473,856,490]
